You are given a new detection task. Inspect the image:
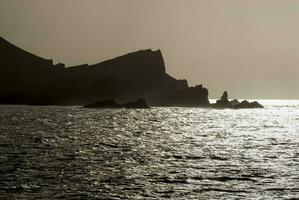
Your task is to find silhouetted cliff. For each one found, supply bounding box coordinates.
[0,37,208,106]
[150,85,209,107]
[0,37,118,105]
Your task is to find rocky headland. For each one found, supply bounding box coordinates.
[0,37,263,109]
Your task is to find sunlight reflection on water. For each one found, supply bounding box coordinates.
[0,100,299,199]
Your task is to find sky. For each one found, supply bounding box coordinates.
[0,0,298,99]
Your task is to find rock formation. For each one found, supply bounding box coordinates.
[212,91,263,109]
[230,99,240,107]
[215,91,232,107]
[232,100,264,109]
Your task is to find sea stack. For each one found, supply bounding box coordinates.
[212,91,263,109]
[215,91,232,107]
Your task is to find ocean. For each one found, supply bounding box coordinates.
[1,100,299,199]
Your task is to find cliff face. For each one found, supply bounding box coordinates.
[65,49,189,103]
[0,37,208,106]
[151,85,210,107]
[0,37,117,105]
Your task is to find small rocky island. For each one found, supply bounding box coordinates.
[0,37,263,109]
[212,91,264,109]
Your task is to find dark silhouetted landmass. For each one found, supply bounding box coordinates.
[0,37,190,106]
[0,37,262,108]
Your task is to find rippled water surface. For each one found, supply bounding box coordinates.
[1,100,299,199]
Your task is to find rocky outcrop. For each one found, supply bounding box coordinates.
[212,91,263,109]
[214,91,232,107]
[84,98,149,109]
[230,99,240,107]
[232,100,264,109]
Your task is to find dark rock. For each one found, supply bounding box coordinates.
[83,99,121,108]
[152,84,210,107]
[221,91,228,102]
[84,98,149,109]
[230,99,240,107]
[233,100,264,109]
[214,91,232,108]
[123,98,149,109]
[212,91,263,109]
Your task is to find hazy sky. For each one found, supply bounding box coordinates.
[1,0,298,99]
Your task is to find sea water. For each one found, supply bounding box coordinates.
[0,100,299,199]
